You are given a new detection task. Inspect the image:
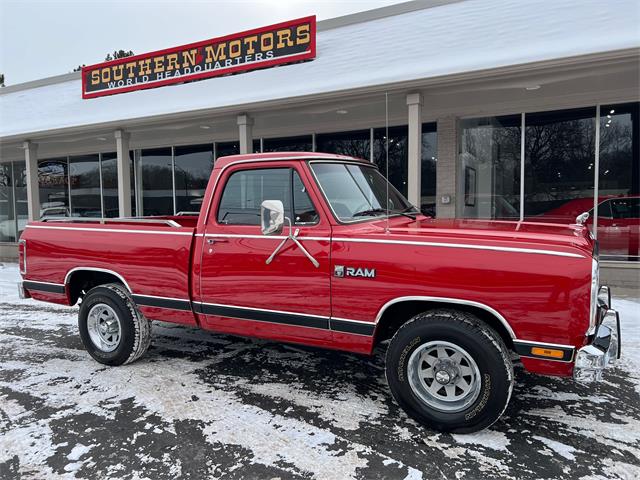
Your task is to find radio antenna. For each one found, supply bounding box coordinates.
[385,92,390,234]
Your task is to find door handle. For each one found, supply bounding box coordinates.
[207,238,229,244]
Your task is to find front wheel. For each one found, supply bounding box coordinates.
[385,309,514,433]
[78,283,152,366]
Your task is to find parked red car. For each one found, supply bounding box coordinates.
[18,152,621,433]
[532,195,640,260]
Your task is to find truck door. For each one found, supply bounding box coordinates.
[197,162,333,343]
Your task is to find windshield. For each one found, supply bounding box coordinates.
[310,162,413,222]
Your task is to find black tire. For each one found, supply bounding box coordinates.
[385,309,513,433]
[78,283,151,366]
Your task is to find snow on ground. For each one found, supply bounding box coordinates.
[1,262,639,479]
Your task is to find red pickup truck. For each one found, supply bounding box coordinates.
[18,152,621,433]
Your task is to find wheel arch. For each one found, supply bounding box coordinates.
[65,267,132,305]
[373,296,515,350]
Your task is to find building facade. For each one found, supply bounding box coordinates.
[1,0,639,286]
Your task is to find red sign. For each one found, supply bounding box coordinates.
[82,16,316,99]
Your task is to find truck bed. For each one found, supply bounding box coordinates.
[20,217,197,325]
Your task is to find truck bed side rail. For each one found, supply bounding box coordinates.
[41,217,183,228]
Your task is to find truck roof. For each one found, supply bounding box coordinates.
[214,151,372,169]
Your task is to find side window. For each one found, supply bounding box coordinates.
[217,168,319,226]
[293,171,319,225]
[218,168,291,225]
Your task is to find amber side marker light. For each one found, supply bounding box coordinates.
[531,347,564,359]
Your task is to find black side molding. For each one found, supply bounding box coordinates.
[23,281,66,294]
[194,302,330,330]
[132,295,192,311]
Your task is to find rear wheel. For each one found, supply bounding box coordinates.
[385,309,513,433]
[78,283,151,366]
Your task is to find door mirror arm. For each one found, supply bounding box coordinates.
[262,200,320,268]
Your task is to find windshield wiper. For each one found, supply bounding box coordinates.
[395,206,418,220]
[353,206,417,220]
[353,208,387,217]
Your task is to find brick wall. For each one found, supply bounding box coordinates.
[436,116,458,218]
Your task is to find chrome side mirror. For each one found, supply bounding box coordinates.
[261,200,284,236]
[575,211,590,225]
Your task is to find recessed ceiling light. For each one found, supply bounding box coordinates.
[96,137,107,141]
[525,85,541,91]
[336,109,348,115]
[609,109,615,114]
[200,125,211,129]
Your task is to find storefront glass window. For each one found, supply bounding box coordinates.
[421,123,438,216]
[69,154,101,217]
[215,141,240,161]
[459,116,521,220]
[373,125,409,197]
[0,163,15,242]
[38,157,69,219]
[139,148,173,216]
[174,144,214,214]
[101,152,136,217]
[14,162,27,239]
[263,135,313,152]
[316,129,371,160]
[597,103,639,261]
[524,107,596,219]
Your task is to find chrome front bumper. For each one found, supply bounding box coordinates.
[574,306,621,384]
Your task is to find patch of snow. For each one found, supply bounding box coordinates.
[403,467,424,480]
[243,381,387,431]
[532,435,577,461]
[452,430,510,452]
[523,386,609,404]
[67,443,93,461]
[525,406,640,458]
[614,297,640,394]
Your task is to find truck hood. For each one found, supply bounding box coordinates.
[362,217,594,256]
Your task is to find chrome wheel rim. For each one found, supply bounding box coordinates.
[407,340,481,413]
[87,303,121,352]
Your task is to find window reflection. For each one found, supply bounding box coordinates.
[14,162,27,238]
[215,142,240,161]
[459,116,521,219]
[421,123,438,216]
[101,152,136,217]
[0,163,15,241]
[316,129,371,160]
[597,103,639,261]
[139,148,173,216]
[38,157,69,219]
[174,144,214,214]
[373,126,409,197]
[524,107,596,219]
[263,135,312,152]
[69,154,101,217]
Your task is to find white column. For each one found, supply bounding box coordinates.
[406,93,423,207]
[436,116,459,219]
[237,114,254,154]
[23,141,40,221]
[115,129,132,217]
